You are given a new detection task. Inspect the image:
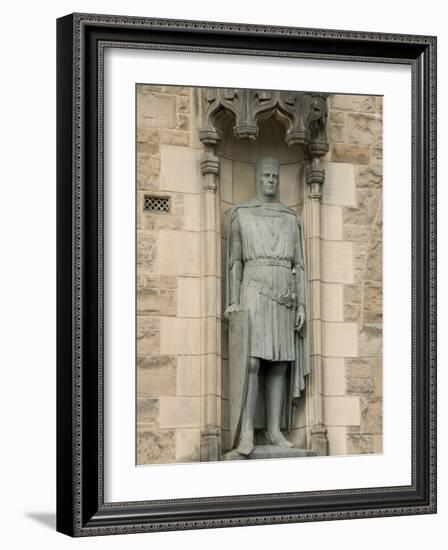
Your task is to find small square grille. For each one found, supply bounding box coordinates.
[143,195,171,214]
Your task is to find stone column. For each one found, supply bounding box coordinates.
[198,144,221,461]
[305,153,328,455]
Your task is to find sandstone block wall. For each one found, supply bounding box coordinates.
[323,94,383,455]
[136,85,383,463]
[136,84,204,464]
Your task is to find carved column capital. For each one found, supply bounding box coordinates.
[306,157,325,200]
[200,150,220,192]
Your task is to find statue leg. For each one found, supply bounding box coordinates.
[237,357,260,456]
[265,362,293,448]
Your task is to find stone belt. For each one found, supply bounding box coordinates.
[244,258,292,269]
[246,280,296,307]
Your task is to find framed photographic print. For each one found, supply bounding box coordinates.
[56,13,437,536]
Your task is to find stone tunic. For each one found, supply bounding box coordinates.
[228,201,305,362]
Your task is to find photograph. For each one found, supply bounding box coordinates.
[135,85,384,465]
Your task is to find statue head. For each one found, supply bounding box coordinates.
[255,157,280,200]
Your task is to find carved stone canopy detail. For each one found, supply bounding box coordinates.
[199,88,329,155]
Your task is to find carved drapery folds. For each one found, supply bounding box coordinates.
[198,88,330,459]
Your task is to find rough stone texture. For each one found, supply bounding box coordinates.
[137,174,160,192]
[164,86,190,95]
[344,284,362,304]
[343,224,372,242]
[137,155,161,181]
[331,94,376,113]
[137,288,176,316]
[346,358,376,380]
[353,242,368,284]
[332,144,370,165]
[137,398,159,426]
[346,113,382,147]
[137,355,177,396]
[374,435,383,453]
[346,377,374,395]
[160,129,190,146]
[177,113,190,130]
[344,303,361,322]
[326,94,383,455]
[363,281,383,323]
[376,97,383,114]
[360,397,383,434]
[371,147,383,164]
[137,90,176,129]
[343,189,380,226]
[358,324,382,357]
[356,165,382,188]
[137,430,175,465]
[135,85,203,464]
[347,434,375,454]
[328,110,346,143]
[137,231,157,274]
[137,275,177,290]
[364,239,382,281]
[375,358,383,397]
[137,129,160,155]
[137,316,160,356]
[177,95,190,113]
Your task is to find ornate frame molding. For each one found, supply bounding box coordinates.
[56,13,436,536]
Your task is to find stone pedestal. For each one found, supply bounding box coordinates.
[221,445,317,461]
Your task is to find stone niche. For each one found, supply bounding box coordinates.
[217,112,309,453]
[136,85,383,464]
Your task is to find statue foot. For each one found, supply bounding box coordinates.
[265,430,293,448]
[237,431,255,456]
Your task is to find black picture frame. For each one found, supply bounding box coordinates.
[56,13,437,536]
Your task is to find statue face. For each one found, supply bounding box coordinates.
[258,164,279,197]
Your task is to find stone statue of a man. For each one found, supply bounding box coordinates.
[225,156,309,457]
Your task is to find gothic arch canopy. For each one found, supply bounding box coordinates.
[199,88,329,156]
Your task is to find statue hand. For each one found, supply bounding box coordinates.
[295,305,306,332]
[224,303,240,321]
